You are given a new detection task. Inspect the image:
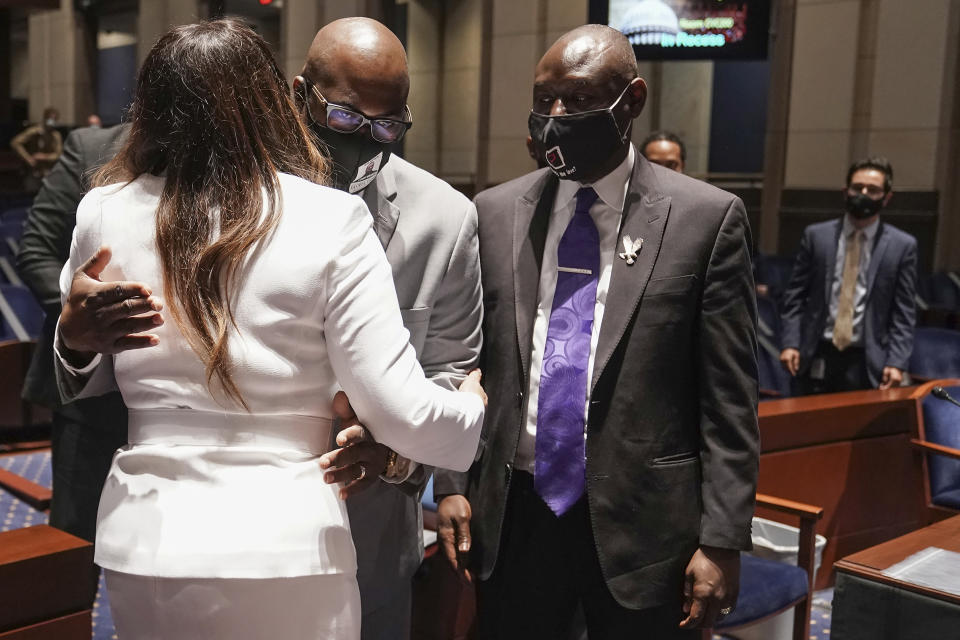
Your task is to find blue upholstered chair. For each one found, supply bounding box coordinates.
[0,207,28,224]
[756,295,791,399]
[0,284,44,340]
[909,328,960,381]
[917,272,960,310]
[0,234,14,258]
[911,383,960,514]
[421,474,440,536]
[422,474,438,512]
[706,494,824,640]
[0,194,33,211]
[0,236,21,286]
[0,219,24,242]
[754,254,796,305]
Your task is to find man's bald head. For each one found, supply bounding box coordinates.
[300,17,409,118]
[529,24,646,183]
[540,25,638,90]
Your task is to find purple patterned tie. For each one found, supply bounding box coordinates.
[535,187,599,516]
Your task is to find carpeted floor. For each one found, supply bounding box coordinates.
[709,590,834,640]
[810,588,835,640]
[3,450,835,640]
[0,451,116,640]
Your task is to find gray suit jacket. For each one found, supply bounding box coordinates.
[348,155,482,612]
[54,154,483,611]
[780,217,917,386]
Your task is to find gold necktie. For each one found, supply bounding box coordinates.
[832,230,863,351]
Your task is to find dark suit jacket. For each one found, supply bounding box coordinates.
[17,124,129,407]
[435,155,760,610]
[779,218,917,387]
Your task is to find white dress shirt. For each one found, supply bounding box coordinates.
[515,145,635,473]
[823,214,879,347]
[59,172,484,579]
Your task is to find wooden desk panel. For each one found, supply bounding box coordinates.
[0,611,91,640]
[0,468,51,511]
[756,384,941,589]
[838,514,960,575]
[759,386,918,451]
[831,516,960,639]
[832,514,960,636]
[0,526,94,633]
[757,433,927,589]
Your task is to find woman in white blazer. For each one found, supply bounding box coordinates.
[58,20,484,639]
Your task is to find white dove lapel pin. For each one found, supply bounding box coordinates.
[618,235,643,265]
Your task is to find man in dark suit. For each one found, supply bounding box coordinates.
[779,156,917,394]
[16,124,130,547]
[433,25,759,638]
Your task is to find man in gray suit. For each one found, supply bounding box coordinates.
[56,18,480,640]
[779,156,917,393]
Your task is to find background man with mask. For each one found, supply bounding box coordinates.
[433,24,759,638]
[779,156,916,394]
[54,17,482,640]
[11,106,63,182]
[641,130,686,173]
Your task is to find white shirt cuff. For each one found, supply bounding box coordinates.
[54,322,102,377]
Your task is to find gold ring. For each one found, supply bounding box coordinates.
[357,464,366,480]
[719,607,733,617]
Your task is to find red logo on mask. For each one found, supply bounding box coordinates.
[545,146,565,170]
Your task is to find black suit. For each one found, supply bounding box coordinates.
[16,124,129,543]
[435,156,759,636]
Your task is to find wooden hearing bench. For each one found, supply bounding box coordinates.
[0,525,94,639]
[755,380,951,590]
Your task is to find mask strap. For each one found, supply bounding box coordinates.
[609,81,635,142]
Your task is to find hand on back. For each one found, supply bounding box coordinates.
[59,246,163,364]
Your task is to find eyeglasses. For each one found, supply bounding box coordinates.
[848,183,886,198]
[303,79,412,144]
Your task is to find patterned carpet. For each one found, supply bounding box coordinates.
[2,450,834,640]
[810,589,835,640]
[0,451,116,640]
[710,590,834,640]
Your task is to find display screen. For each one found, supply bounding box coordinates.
[589,0,770,60]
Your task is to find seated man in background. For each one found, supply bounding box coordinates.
[779,156,917,394]
[640,129,685,173]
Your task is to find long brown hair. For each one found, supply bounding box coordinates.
[96,19,329,409]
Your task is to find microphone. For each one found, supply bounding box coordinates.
[931,386,960,409]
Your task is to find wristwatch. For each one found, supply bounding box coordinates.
[381,448,412,483]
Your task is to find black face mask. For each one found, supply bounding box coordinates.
[845,192,884,219]
[311,124,393,194]
[527,85,632,182]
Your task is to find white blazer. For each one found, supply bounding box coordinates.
[59,172,484,579]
